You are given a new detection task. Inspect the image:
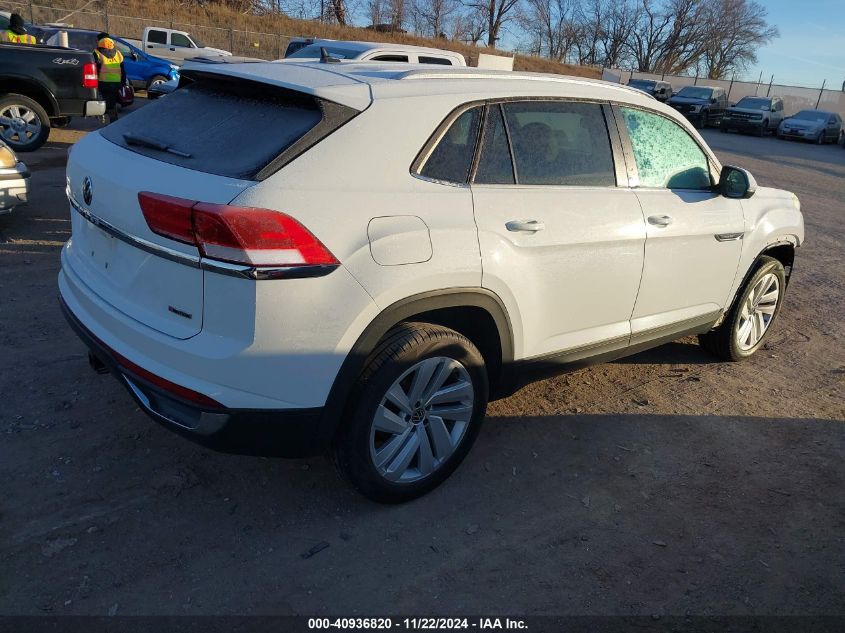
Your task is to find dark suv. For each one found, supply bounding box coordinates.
[668,86,728,128]
[627,78,673,102]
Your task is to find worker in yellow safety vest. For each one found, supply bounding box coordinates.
[3,13,36,44]
[93,35,126,123]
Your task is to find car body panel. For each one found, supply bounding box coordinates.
[58,62,804,452]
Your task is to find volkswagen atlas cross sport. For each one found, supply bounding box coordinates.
[60,60,804,502]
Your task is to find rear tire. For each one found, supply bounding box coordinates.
[333,322,488,503]
[0,94,51,152]
[698,256,786,361]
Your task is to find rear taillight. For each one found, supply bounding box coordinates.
[83,62,98,89]
[138,192,339,268]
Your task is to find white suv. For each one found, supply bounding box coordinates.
[60,61,804,502]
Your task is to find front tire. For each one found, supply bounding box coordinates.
[0,94,51,152]
[333,323,488,503]
[698,256,786,361]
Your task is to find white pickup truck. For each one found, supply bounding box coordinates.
[123,27,231,64]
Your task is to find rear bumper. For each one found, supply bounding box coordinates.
[84,100,107,117]
[60,295,331,457]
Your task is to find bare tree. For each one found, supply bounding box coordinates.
[412,0,459,36]
[464,0,522,47]
[452,4,488,43]
[518,0,579,61]
[698,0,778,78]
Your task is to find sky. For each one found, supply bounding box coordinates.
[745,0,845,89]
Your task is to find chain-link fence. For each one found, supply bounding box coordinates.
[602,68,845,119]
[7,0,299,60]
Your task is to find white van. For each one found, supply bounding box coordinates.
[284,38,466,66]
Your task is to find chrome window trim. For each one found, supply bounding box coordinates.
[67,189,338,280]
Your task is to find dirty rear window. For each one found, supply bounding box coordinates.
[101,78,323,180]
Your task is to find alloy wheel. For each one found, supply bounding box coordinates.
[0,104,41,144]
[369,356,474,484]
[735,273,780,350]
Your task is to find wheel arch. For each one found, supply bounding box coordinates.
[319,288,514,442]
[0,78,60,117]
[718,240,796,329]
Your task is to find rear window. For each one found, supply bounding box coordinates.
[101,78,324,180]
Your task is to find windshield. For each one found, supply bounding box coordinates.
[735,97,770,110]
[792,110,827,122]
[288,44,361,59]
[628,80,656,89]
[676,87,714,99]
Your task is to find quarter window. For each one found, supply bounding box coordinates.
[474,105,515,185]
[621,107,711,190]
[419,106,481,183]
[502,101,616,186]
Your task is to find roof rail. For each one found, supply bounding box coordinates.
[396,68,650,96]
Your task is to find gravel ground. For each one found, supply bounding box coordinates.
[0,116,843,617]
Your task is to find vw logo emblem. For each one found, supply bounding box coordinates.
[82,177,93,206]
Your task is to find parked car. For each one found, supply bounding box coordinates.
[123,27,231,65]
[627,78,673,102]
[0,140,29,213]
[0,41,105,151]
[283,39,466,66]
[777,109,843,144]
[668,85,728,128]
[722,96,784,136]
[40,28,180,92]
[60,62,804,502]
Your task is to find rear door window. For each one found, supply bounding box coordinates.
[147,29,167,44]
[100,78,324,180]
[502,101,616,186]
[419,107,482,183]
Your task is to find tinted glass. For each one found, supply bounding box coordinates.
[101,79,323,180]
[503,101,615,186]
[420,107,481,183]
[288,45,360,59]
[419,56,452,65]
[171,32,191,47]
[628,80,656,89]
[147,29,167,44]
[370,54,409,62]
[792,110,828,122]
[736,97,771,110]
[676,86,713,99]
[67,32,96,50]
[474,105,514,185]
[621,107,711,190]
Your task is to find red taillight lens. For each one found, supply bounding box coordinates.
[83,62,98,88]
[138,192,194,244]
[138,192,338,268]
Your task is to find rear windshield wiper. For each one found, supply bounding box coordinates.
[123,133,192,158]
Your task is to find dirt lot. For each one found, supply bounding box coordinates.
[1,113,843,618]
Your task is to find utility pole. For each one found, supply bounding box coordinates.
[766,74,773,97]
[816,79,826,108]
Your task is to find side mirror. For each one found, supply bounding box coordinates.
[710,97,717,103]
[130,52,138,61]
[719,165,757,199]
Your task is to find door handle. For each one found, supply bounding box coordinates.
[647,215,673,227]
[506,220,545,233]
